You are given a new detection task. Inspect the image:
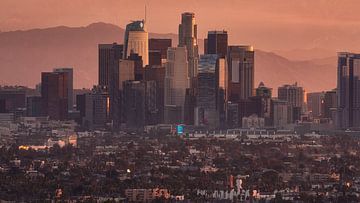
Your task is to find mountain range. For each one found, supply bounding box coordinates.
[0,22,337,94]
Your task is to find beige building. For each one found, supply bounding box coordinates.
[164,47,190,123]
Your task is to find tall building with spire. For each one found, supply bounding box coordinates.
[123,20,149,66]
[178,12,199,88]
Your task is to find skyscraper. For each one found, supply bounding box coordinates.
[123,80,157,128]
[271,99,288,129]
[206,30,228,57]
[323,90,337,120]
[307,92,325,118]
[178,12,199,88]
[54,67,73,110]
[196,54,219,126]
[337,52,360,129]
[109,59,135,129]
[98,43,123,87]
[41,72,68,120]
[123,20,148,66]
[278,83,304,123]
[149,38,172,60]
[164,47,190,124]
[227,46,255,102]
[82,86,110,130]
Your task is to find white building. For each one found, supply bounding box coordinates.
[124,20,149,65]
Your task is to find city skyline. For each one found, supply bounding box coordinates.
[2,0,360,52]
[1,2,360,202]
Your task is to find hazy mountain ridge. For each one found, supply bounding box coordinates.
[0,22,336,93]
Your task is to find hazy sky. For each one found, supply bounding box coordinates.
[2,0,360,50]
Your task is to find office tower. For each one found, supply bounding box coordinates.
[227,46,255,102]
[82,86,110,130]
[41,72,68,120]
[307,92,325,118]
[76,94,86,125]
[164,47,190,124]
[149,51,162,66]
[271,99,288,129]
[123,80,157,128]
[337,52,360,129]
[278,83,304,123]
[256,82,272,98]
[323,90,337,119]
[256,82,272,124]
[26,96,42,117]
[144,66,165,123]
[178,12,199,88]
[206,30,228,57]
[98,43,123,87]
[0,89,26,113]
[149,38,172,60]
[109,59,135,129]
[216,57,227,128]
[226,102,239,128]
[54,68,73,110]
[128,52,144,80]
[196,54,219,126]
[123,20,148,66]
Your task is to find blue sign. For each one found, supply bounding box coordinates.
[176,125,184,135]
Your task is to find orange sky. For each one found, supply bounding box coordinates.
[2,0,360,51]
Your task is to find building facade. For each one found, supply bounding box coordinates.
[164,47,190,124]
[227,46,255,102]
[178,12,199,89]
[54,68,73,110]
[98,43,123,87]
[41,72,68,120]
[337,52,360,129]
[123,20,148,66]
[206,30,228,58]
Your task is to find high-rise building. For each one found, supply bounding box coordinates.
[123,80,157,128]
[323,90,337,119]
[41,72,68,120]
[123,20,148,66]
[278,83,304,123]
[164,47,190,124]
[206,30,228,57]
[226,102,239,128]
[109,59,135,129]
[196,54,219,127]
[54,68,73,110]
[128,52,144,81]
[98,43,123,87]
[82,86,110,130]
[0,89,26,113]
[255,82,272,124]
[307,92,325,118]
[178,12,199,88]
[256,82,272,98]
[271,99,288,129]
[227,46,255,102]
[337,52,360,129]
[26,96,42,117]
[149,50,162,66]
[149,38,172,60]
[144,66,165,123]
